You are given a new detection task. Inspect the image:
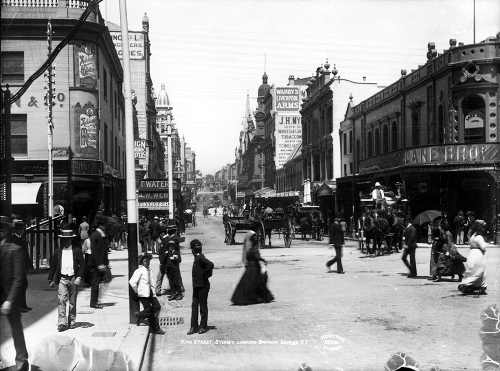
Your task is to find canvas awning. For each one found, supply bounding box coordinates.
[12,182,42,205]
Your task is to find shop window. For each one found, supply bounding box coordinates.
[391,122,398,150]
[367,131,373,157]
[374,128,380,155]
[382,126,389,153]
[1,52,24,85]
[462,95,485,144]
[411,109,420,146]
[438,105,444,144]
[11,114,27,156]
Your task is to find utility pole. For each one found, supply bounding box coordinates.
[119,0,139,324]
[45,20,55,219]
[167,122,174,221]
[473,0,476,44]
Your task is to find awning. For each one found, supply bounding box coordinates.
[12,182,42,205]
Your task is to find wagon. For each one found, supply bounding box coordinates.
[261,211,293,248]
[223,215,265,246]
[290,205,323,241]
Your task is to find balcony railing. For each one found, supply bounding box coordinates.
[1,0,88,8]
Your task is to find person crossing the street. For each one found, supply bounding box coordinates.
[326,217,345,274]
[402,220,418,278]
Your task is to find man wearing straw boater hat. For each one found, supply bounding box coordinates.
[48,228,85,332]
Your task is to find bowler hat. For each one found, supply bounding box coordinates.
[58,229,77,238]
[375,182,382,187]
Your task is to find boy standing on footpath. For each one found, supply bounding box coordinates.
[187,239,214,335]
[48,229,85,332]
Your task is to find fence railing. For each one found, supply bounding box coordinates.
[25,215,64,271]
[1,0,88,8]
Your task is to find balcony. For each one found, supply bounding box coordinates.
[1,0,98,22]
[1,0,88,8]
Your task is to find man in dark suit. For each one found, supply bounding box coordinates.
[89,219,107,309]
[12,219,32,312]
[0,220,29,371]
[326,218,345,273]
[48,228,86,331]
[402,220,418,277]
[187,239,214,335]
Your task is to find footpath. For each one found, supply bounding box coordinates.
[0,250,149,371]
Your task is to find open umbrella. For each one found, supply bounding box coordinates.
[413,210,442,225]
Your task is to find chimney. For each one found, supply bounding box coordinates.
[288,75,295,86]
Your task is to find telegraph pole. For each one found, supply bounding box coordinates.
[119,0,139,323]
[45,20,55,218]
[167,122,174,221]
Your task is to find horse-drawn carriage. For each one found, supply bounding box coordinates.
[289,205,324,241]
[223,211,292,248]
[183,209,196,228]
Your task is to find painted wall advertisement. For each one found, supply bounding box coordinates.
[71,91,99,159]
[134,139,146,159]
[109,31,145,60]
[275,114,302,169]
[74,42,97,89]
[275,86,301,112]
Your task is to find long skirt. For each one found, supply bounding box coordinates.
[231,263,274,305]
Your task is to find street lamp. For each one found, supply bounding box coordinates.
[166,120,174,221]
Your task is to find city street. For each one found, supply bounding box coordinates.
[144,215,499,371]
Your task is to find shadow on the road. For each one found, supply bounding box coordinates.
[111,274,126,279]
[71,321,95,329]
[99,302,116,307]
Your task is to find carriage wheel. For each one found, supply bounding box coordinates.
[257,221,266,248]
[284,229,292,248]
[290,223,296,240]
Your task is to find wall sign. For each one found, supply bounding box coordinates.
[71,159,102,176]
[275,87,301,112]
[134,139,146,159]
[74,42,97,89]
[109,31,145,60]
[274,114,302,169]
[404,143,499,165]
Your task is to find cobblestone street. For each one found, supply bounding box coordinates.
[144,215,499,371]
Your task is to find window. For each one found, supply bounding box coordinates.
[1,52,24,85]
[11,114,27,155]
[391,122,398,150]
[411,109,420,146]
[438,105,444,144]
[356,139,360,162]
[343,133,347,155]
[382,126,389,153]
[462,95,485,144]
[348,131,352,153]
[349,162,353,174]
[374,128,380,155]
[104,124,108,162]
[344,164,347,176]
[367,131,373,157]
[103,69,108,101]
[114,137,118,167]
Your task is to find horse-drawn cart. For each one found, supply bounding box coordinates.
[290,205,323,241]
[262,211,293,248]
[223,215,265,246]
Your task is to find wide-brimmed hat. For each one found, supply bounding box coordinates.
[58,229,77,238]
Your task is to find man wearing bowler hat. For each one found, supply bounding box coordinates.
[48,228,85,332]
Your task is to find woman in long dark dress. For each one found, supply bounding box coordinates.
[231,232,274,305]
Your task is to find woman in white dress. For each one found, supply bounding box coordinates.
[458,220,488,295]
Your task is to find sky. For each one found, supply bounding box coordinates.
[101,0,500,175]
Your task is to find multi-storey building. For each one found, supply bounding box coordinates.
[301,60,381,214]
[107,13,164,180]
[1,0,126,218]
[337,36,500,242]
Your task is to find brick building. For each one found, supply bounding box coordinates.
[337,36,500,242]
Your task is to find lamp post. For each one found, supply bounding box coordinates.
[119,0,139,324]
[166,121,174,221]
[46,20,55,219]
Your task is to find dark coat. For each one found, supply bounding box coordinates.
[48,245,86,284]
[404,224,418,248]
[89,229,108,269]
[0,241,27,309]
[191,253,214,288]
[329,221,345,246]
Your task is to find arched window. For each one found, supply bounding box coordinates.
[382,126,389,153]
[438,105,444,144]
[367,131,373,157]
[391,121,398,150]
[374,128,380,155]
[462,95,485,143]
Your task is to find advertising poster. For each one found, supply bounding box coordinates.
[275,86,301,112]
[74,42,97,89]
[70,91,99,159]
[109,31,145,60]
[275,114,302,169]
[134,139,147,159]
